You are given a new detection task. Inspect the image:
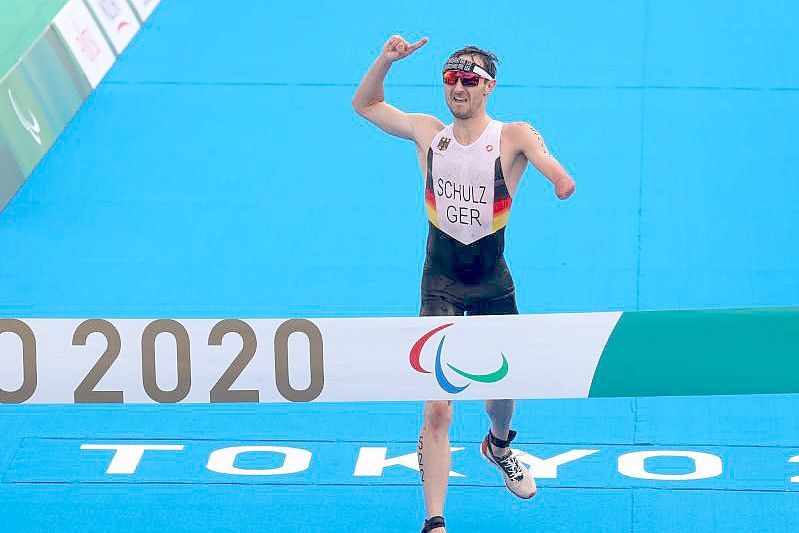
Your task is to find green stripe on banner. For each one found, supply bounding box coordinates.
[589,307,799,397]
[0,0,69,79]
[0,123,25,206]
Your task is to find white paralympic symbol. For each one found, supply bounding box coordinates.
[8,89,42,145]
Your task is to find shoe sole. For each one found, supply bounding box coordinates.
[481,438,536,499]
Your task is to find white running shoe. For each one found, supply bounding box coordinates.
[481,429,537,499]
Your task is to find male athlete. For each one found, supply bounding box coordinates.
[352,35,576,533]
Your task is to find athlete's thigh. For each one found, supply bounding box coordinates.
[420,268,466,316]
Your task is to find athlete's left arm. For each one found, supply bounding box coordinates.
[509,122,575,200]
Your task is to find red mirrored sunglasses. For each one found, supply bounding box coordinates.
[443,70,483,87]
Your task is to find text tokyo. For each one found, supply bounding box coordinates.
[75,443,799,484]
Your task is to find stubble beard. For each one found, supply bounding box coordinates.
[448,101,475,120]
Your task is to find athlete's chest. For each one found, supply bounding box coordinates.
[421,125,524,196]
[424,122,515,245]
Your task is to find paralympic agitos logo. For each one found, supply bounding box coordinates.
[409,323,509,393]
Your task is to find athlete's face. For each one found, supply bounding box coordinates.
[444,55,495,120]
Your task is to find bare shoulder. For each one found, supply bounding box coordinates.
[502,121,540,140]
[503,121,550,153]
[500,121,536,155]
[410,113,446,148]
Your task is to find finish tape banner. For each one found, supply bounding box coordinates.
[1,308,796,404]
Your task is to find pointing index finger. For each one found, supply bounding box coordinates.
[409,36,429,52]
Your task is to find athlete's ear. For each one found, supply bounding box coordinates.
[484,79,496,95]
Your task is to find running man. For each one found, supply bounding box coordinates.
[352,35,576,533]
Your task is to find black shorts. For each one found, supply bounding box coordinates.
[419,259,518,317]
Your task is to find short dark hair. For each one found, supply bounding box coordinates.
[448,46,499,78]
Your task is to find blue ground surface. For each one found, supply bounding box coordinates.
[1,1,798,531]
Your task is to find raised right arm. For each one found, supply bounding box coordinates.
[352,36,442,145]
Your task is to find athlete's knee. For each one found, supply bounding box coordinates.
[424,400,453,431]
[485,398,514,413]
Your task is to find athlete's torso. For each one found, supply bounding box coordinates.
[422,119,519,281]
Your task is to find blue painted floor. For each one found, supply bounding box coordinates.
[0,398,798,531]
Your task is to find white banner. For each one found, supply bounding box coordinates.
[52,0,116,88]
[128,0,161,21]
[0,313,621,404]
[85,0,141,54]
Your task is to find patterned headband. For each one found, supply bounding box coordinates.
[442,57,495,81]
